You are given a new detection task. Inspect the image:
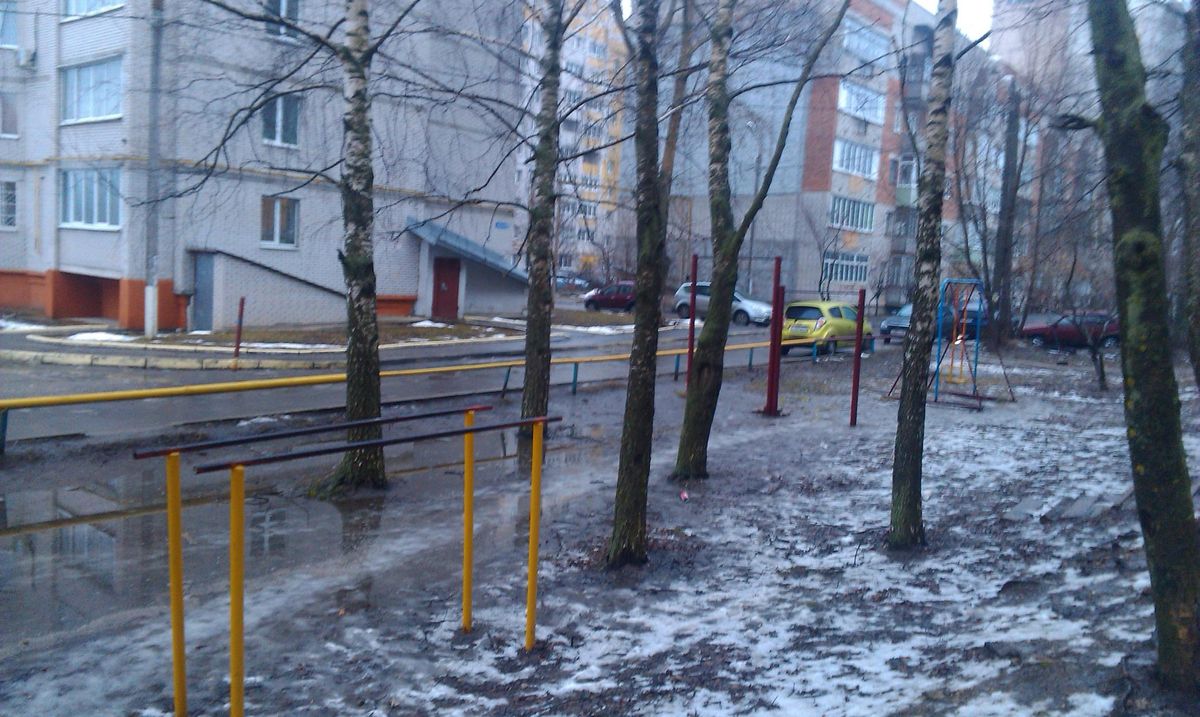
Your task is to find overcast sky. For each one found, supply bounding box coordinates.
[915,0,994,42]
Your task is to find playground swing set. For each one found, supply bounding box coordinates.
[888,278,1016,410]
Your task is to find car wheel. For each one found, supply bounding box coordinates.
[625,302,635,313]
[677,304,690,320]
[1101,335,1119,349]
[826,340,837,355]
[585,300,598,312]
[1030,335,1045,348]
[883,336,891,345]
[781,345,791,357]
[733,310,750,326]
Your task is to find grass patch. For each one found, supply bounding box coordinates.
[552,308,637,326]
[152,321,517,346]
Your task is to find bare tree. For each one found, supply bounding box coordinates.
[888,0,958,550]
[1084,0,1199,691]
[199,0,423,496]
[671,0,849,480]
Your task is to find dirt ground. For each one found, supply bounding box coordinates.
[2,345,1199,716]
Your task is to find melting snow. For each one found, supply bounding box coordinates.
[65,331,139,342]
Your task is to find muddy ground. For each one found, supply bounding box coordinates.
[1,344,1199,716]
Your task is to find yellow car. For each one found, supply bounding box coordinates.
[781,301,873,355]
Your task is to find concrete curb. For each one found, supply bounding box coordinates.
[0,348,342,370]
[25,331,529,355]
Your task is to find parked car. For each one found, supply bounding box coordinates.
[1020,312,1120,349]
[879,303,911,344]
[879,301,988,344]
[583,282,636,312]
[555,274,592,292]
[672,282,772,326]
[781,301,873,354]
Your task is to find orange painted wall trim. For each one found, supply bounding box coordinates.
[1,270,188,330]
[377,294,417,317]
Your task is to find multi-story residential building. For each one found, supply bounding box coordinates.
[515,0,625,279]
[0,0,528,331]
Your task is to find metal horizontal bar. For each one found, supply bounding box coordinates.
[194,415,562,474]
[132,404,493,459]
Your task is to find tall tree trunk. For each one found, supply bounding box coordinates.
[316,0,385,496]
[521,2,565,435]
[608,0,665,568]
[1181,7,1200,390]
[991,82,1021,350]
[888,0,957,550]
[1087,0,1200,691]
[672,0,848,480]
[672,0,736,481]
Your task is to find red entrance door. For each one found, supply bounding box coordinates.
[431,257,460,320]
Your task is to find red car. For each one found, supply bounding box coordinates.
[583,282,636,312]
[1021,312,1120,349]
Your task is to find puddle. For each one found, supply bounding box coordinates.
[0,431,609,657]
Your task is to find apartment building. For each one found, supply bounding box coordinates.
[0,0,528,331]
[515,0,625,278]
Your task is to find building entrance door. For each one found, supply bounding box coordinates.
[192,253,214,330]
[431,257,460,321]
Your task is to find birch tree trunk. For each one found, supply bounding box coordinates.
[1087,0,1200,691]
[888,0,957,549]
[521,1,566,435]
[1181,6,1200,391]
[318,0,385,496]
[608,0,665,567]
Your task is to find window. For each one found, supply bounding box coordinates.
[785,305,823,320]
[262,95,300,146]
[889,154,918,187]
[0,1,15,46]
[832,139,879,180]
[64,0,123,18]
[822,251,870,284]
[894,109,920,135]
[829,195,875,232]
[61,57,122,123]
[60,168,121,227]
[0,181,14,227]
[828,306,843,319]
[0,92,16,136]
[265,0,299,37]
[838,81,884,124]
[843,17,889,63]
[260,196,298,246]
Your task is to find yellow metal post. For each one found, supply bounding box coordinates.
[229,465,245,717]
[524,420,544,652]
[166,452,188,717]
[462,410,475,633]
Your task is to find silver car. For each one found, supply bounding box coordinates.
[673,282,772,325]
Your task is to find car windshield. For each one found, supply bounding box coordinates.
[897,304,912,317]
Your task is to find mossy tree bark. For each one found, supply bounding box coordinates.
[1180,6,1200,391]
[521,1,568,437]
[888,0,957,550]
[607,0,667,568]
[671,0,848,480]
[1086,0,1200,691]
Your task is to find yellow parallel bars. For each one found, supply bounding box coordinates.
[229,465,246,717]
[462,410,476,632]
[524,420,544,652]
[166,452,188,717]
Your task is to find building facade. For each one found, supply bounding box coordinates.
[0,0,528,331]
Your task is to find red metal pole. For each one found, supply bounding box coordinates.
[686,254,698,387]
[233,296,246,370]
[850,288,866,427]
[763,257,783,416]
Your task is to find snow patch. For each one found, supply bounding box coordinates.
[411,320,450,328]
[65,331,139,342]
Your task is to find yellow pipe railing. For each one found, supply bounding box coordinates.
[462,409,475,633]
[229,464,246,717]
[166,452,187,717]
[524,420,544,652]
